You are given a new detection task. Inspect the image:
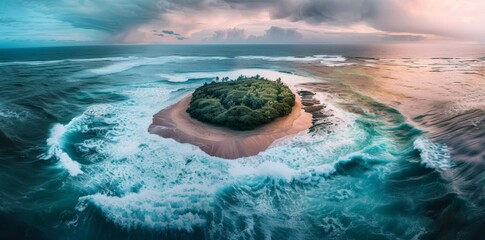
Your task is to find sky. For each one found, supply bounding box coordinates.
[0,0,484,47]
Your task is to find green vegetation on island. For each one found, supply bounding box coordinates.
[187,75,296,130]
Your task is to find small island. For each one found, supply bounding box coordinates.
[148,75,313,159]
[187,76,295,130]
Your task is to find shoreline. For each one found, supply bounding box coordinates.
[148,91,312,159]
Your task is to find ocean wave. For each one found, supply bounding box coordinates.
[413,136,453,171]
[58,68,406,233]
[236,55,346,62]
[1,54,352,71]
[228,161,299,182]
[0,60,65,66]
[88,56,229,75]
[66,72,336,230]
[320,62,356,67]
[157,69,316,87]
[62,83,226,231]
[158,72,217,82]
[78,187,214,231]
[83,147,388,232]
[0,56,138,66]
[42,123,83,176]
[377,57,485,72]
[236,55,355,67]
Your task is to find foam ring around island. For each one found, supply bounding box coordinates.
[37,68,415,232]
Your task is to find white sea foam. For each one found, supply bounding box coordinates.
[1,54,353,71]
[314,55,347,62]
[89,57,162,75]
[79,187,214,231]
[320,62,356,67]
[60,68,400,232]
[236,55,355,67]
[378,57,484,72]
[88,56,228,75]
[0,56,137,66]
[0,60,65,66]
[43,124,83,176]
[228,161,296,182]
[158,69,315,87]
[158,72,219,82]
[413,136,453,171]
[0,108,31,121]
[68,56,138,62]
[236,55,346,63]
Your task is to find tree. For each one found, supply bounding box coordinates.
[187,76,295,130]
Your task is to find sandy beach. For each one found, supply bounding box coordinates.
[148,92,312,159]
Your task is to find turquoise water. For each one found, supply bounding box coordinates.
[0,45,484,239]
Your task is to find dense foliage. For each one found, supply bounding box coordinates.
[187,76,295,130]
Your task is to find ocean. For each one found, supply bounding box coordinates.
[0,44,484,239]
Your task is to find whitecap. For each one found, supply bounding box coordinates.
[42,123,83,176]
[236,55,347,63]
[0,56,137,66]
[320,62,356,67]
[0,60,65,66]
[88,56,229,75]
[157,69,315,87]
[413,136,453,171]
[78,187,214,231]
[228,161,296,182]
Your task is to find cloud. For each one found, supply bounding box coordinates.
[248,26,303,43]
[206,26,302,43]
[224,0,373,24]
[205,26,426,44]
[152,29,187,40]
[161,30,180,36]
[207,28,247,43]
[19,0,167,34]
[0,0,108,46]
[4,0,485,45]
[221,0,485,42]
[382,34,425,42]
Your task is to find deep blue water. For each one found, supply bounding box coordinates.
[0,44,484,240]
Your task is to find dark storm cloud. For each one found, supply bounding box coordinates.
[154,30,186,39]
[16,0,200,34]
[221,0,483,41]
[222,0,376,24]
[17,0,384,34]
[162,30,180,36]
[206,26,425,44]
[13,0,484,43]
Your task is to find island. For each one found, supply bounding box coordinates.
[187,76,296,130]
[148,76,313,159]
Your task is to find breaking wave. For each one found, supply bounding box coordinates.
[413,136,453,171]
